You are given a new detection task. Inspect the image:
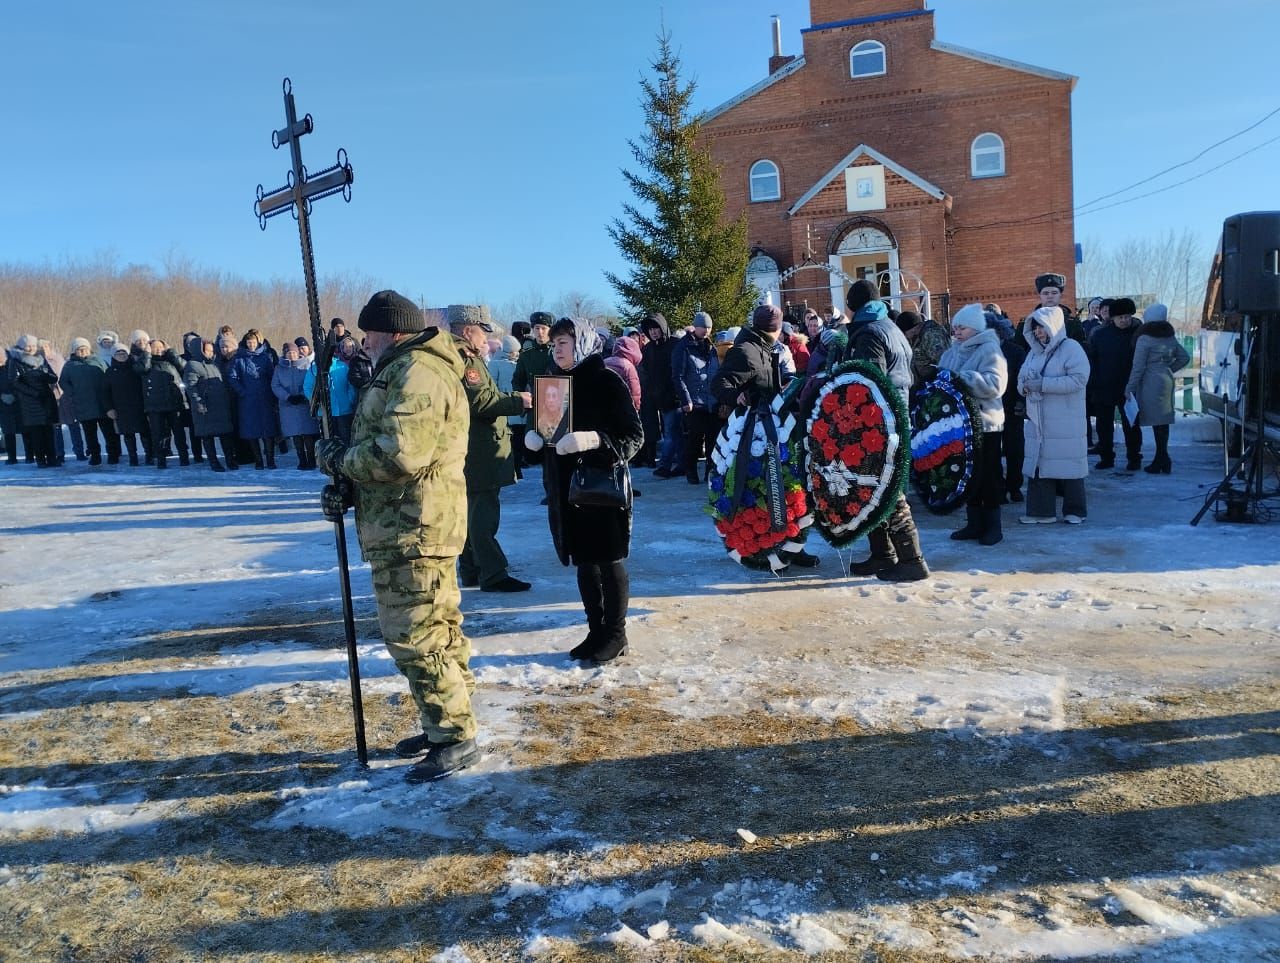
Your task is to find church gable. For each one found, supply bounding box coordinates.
[789,144,947,217]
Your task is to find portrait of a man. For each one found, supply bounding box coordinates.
[535,376,571,442]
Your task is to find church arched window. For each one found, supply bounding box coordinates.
[971,132,1006,178]
[749,159,782,202]
[849,40,887,78]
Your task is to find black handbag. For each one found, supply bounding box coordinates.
[569,458,632,509]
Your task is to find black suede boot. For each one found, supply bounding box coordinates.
[950,504,983,540]
[978,508,1003,546]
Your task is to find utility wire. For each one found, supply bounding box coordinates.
[1075,104,1280,212]
[1076,132,1280,217]
[951,130,1280,234]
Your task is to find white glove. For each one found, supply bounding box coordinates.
[524,430,544,453]
[555,430,600,455]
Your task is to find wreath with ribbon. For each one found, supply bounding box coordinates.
[909,370,985,514]
[706,392,814,571]
[804,360,911,547]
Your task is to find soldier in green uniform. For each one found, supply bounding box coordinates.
[455,318,533,592]
[317,290,479,783]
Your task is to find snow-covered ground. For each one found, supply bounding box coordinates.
[1,416,1278,960]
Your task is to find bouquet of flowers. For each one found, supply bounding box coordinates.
[706,393,813,571]
[909,369,984,513]
[804,360,910,547]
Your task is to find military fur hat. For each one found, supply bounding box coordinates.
[1034,273,1067,293]
[528,311,555,328]
[358,290,425,333]
[1110,297,1137,317]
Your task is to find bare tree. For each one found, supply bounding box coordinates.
[1075,229,1211,333]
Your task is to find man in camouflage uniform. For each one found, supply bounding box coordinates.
[317,289,479,783]
[455,318,533,592]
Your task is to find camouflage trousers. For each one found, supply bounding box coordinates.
[370,556,477,744]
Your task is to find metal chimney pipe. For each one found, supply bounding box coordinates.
[772,15,783,57]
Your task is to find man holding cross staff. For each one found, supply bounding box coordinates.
[255,79,480,781]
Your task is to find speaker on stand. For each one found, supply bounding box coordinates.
[1192,212,1280,525]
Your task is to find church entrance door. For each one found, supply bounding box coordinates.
[830,226,899,312]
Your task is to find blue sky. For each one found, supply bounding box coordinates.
[3,0,1276,311]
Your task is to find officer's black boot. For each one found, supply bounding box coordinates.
[849,526,896,576]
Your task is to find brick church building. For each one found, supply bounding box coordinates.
[702,0,1077,320]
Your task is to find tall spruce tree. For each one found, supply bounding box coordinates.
[606,32,755,328]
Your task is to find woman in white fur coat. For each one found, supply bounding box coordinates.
[1018,306,1091,524]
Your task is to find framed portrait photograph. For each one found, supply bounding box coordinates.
[534,376,572,442]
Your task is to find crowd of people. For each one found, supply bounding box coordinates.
[2,280,1192,782]
[0,325,375,471]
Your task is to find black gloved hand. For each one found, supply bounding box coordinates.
[316,437,348,477]
[287,394,307,405]
[320,479,354,521]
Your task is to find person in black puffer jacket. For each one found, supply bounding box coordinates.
[104,345,148,465]
[9,335,60,467]
[136,339,190,468]
[990,312,1027,502]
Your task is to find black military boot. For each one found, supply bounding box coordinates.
[849,526,896,576]
[950,504,983,540]
[404,738,480,783]
[1094,452,1115,470]
[877,526,930,582]
[394,731,432,758]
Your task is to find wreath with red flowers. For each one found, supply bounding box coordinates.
[706,394,814,571]
[804,360,910,548]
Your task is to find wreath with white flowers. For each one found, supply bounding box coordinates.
[804,360,910,547]
[706,393,814,571]
[909,370,985,513]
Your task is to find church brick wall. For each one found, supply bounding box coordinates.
[704,1,1075,320]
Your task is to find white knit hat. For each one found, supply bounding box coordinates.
[1143,303,1169,323]
[950,303,987,332]
[70,337,91,353]
[129,329,150,346]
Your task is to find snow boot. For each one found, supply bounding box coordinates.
[978,508,1003,546]
[849,527,896,576]
[950,504,984,540]
[877,526,929,582]
[1094,453,1115,471]
[208,455,226,473]
[1125,453,1143,472]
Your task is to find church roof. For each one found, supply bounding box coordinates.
[930,41,1077,86]
[702,56,807,124]
[788,144,947,216]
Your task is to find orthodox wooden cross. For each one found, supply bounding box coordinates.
[252,78,366,766]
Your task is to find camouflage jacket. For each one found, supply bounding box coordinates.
[455,336,526,492]
[340,329,469,562]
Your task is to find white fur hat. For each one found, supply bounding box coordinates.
[950,303,987,333]
[129,329,150,346]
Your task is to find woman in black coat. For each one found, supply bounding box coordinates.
[184,338,239,472]
[104,346,148,465]
[136,340,190,468]
[525,318,643,664]
[10,335,61,467]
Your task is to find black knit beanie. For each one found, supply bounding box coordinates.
[751,304,783,333]
[358,290,424,333]
[846,279,879,312]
